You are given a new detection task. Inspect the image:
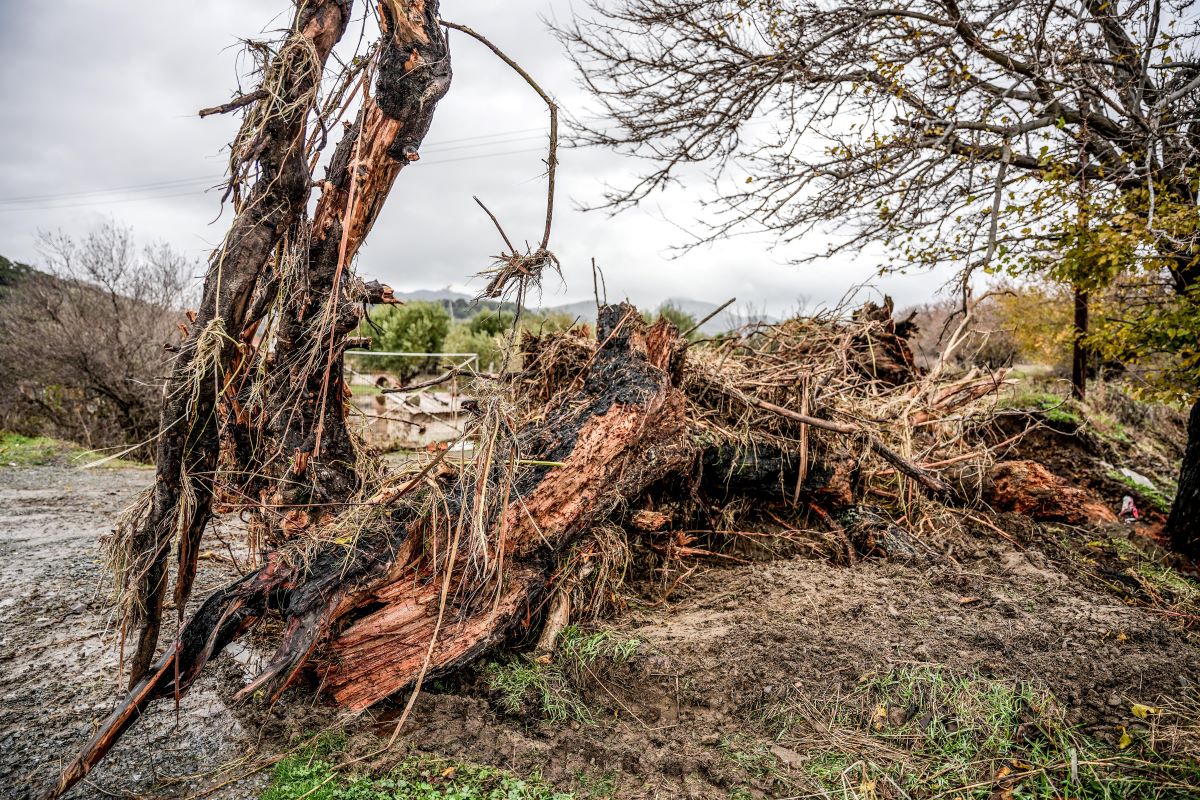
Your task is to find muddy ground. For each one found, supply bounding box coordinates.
[2,464,1198,798]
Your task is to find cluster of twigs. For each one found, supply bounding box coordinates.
[686,305,1012,507]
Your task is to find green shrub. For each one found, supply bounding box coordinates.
[360,302,452,378]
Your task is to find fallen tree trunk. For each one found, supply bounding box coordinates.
[318,310,689,708]
[47,306,688,797]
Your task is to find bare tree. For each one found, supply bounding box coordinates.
[560,0,1200,554]
[0,222,191,454]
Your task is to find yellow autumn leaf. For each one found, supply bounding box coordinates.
[1118,727,1133,749]
[872,704,887,730]
[1131,703,1162,719]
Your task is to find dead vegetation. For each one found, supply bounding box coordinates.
[0,224,192,457]
[32,2,1200,799]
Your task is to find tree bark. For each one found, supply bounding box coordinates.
[232,0,452,546]
[1072,286,1088,401]
[1166,395,1200,559]
[124,0,352,685]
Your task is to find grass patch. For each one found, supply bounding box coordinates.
[262,734,573,800]
[719,733,785,781]
[486,626,639,725]
[0,432,69,466]
[571,770,617,799]
[1089,411,1134,445]
[1064,535,1200,618]
[718,733,802,797]
[1106,469,1174,513]
[0,431,145,468]
[755,666,1200,799]
[348,384,383,397]
[1135,562,1200,610]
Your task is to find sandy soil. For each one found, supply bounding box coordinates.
[2,465,1198,799]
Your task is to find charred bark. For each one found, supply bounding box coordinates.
[125,0,352,685]
[125,0,457,685]
[235,0,452,546]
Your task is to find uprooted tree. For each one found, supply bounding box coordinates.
[45,2,1085,797]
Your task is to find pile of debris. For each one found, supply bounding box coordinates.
[49,295,1084,796]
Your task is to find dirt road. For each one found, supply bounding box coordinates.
[0,465,268,800]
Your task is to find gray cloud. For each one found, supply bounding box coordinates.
[0,1,950,315]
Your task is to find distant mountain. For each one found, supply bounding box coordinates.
[394,287,474,303]
[392,288,515,320]
[542,299,599,323]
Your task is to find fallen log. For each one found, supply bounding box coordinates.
[984,459,1118,525]
[725,386,950,495]
[47,305,688,797]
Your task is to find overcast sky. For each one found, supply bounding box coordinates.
[0,1,953,315]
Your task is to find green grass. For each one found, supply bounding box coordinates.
[0,431,146,468]
[348,384,384,397]
[716,733,799,800]
[753,666,1200,799]
[1106,469,1175,513]
[1089,411,1134,445]
[1135,562,1200,608]
[486,626,639,725]
[0,432,68,466]
[262,734,573,800]
[998,390,1083,426]
[1068,535,1200,617]
[571,770,616,799]
[719,733,784,781]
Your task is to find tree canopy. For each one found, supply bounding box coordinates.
[562,1,1200,288]
[365,301,452,377]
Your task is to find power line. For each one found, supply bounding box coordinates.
[420,132,547,155]
[421,146,546,166]
[0,176,221,206]
[0,189,216,214]
[0,126,561,209]
[0,145,551,213]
